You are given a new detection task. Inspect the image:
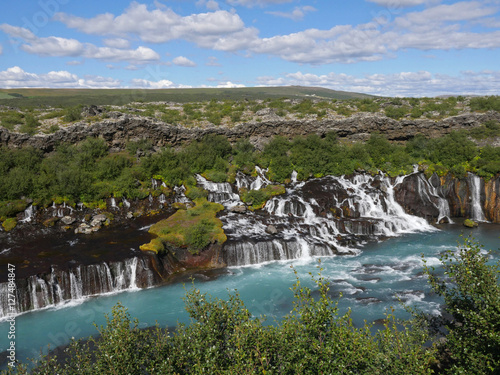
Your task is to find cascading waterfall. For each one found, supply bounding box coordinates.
[222,172,438,267]
[468,172,486,222]
[196,175,241,207]
[415,174,453,224]
[20,205,35,223]
[0,257,154,319]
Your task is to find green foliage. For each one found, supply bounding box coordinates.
[240,184,285,209]
[470,96,500,112]
[469,120,500,139]
[141,198,226,254]
[384,105,409,119]
[63,105,83,122]
[0,111,24,130]
[423,237,500,374]
[1,217,17,231]
[126,139,153,155]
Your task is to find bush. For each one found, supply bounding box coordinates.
[63,105,83,122]
[423,237,500,374]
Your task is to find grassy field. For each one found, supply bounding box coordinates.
[0,86,374,108]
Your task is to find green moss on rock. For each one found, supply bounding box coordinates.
[464,219,479,228]
[140,198,226,255]
[2,218,17,232]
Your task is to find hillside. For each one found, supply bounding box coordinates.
[0,86,374,108]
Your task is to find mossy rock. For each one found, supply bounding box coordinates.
[464,219,479,228]
[172,202,187,210]
[43,217,59,227]
[2,218,17,232]
[139,238,164,253]
[140,198,226,255]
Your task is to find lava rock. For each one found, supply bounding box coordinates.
[230,205,247,213]
[61,216,76,225]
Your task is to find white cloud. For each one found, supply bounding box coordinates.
[256,70,500,97]
[197,0,220,10]
[130,78,191,88]
[0,43,3,55]
[367,0,435,7]
[55,3,253,50]
[0,24,160,64]
[0,66,121,88]
[172,56,197,67]
[103,38,131,49]
[216,81,245,88]
[266,6,317,21]
[226,0,292,7]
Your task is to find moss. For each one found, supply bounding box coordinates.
[172,202,187,210]
[0,200,28,221]
[464,219,479,228]
[185,185,208,200]
[43,217,59,227]
[140,198,226,255]
[240,184,286,209]
[2,218,17,232]
[139,238,165,253]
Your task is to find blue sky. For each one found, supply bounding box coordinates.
[0,0,499,96]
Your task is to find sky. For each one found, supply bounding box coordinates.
[0,0,499,97]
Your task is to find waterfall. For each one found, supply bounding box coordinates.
[110,197,117,210]
[196,175,241,207]
[468,173,486,221]
[123,198,131,209]
[20,204,35,223]
[0,257,153,319]
[224,173,437,267]
[251,167,272,191]
[415,174,453,224]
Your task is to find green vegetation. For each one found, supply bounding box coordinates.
[140,198,226,255]
[1,217,17,231]
[422,237,500,374]
[0,86,373,108]
[240,184,286,209]
[1,126,500,225]
[7,238,499,374]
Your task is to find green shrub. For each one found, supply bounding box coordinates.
[423,237,500,374]
[63,105,83,122]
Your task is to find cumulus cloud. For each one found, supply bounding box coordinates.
[0,24,160,64]
[103,38,131,49]
[130,78,192,88]
[266,6,317,21]
[172,56,197,67]
[54,3,255,51]
[216,81,246,88]
[38,1,500,66]
[0,66,122,88]
[256,70,500,97]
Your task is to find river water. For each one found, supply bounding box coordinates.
[1,223,498,368]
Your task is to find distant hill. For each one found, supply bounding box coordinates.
[0,86,374,108]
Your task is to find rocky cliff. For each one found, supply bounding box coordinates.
[1,111,500,152]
